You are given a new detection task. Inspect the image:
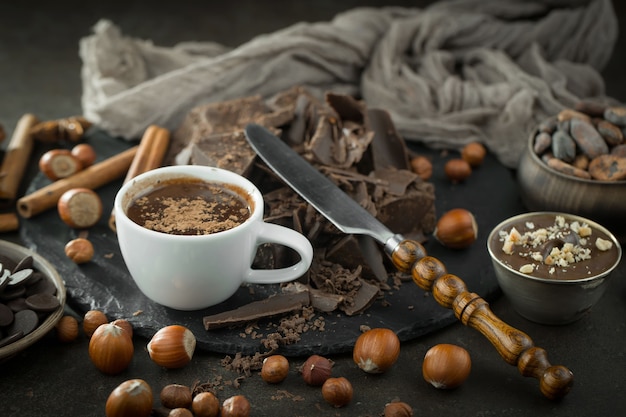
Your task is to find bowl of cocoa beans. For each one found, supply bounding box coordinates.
[517,103,626,242]
[0,239,66,361]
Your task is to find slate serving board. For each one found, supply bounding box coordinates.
[20,130,525,356]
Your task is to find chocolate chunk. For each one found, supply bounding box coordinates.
[188,131,257,176]
[308,287,345,312]
[203,291,310,330]
[25,293,60,313]
[341,278,380,316]
[7,309,39,337]
[326,235,383,281]
[366,108,410,171]
[170,94,275,165]
[0,303,14,327]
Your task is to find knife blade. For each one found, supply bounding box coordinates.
[244,123,573,400]
[243,123,403,255]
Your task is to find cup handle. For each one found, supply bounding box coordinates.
[245,222,313,284]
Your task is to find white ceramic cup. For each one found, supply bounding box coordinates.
[114,165,313,310]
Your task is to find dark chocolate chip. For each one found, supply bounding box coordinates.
[26,271,44,286]
[6,297,27,313]
[7,309,39,337]
[25,293,60,313]
[8,269,33,287]
[12,255,33,273]
[25,277,56,297]
[0,285,26,302]
[0,303,14,327]
[0,330,24,348]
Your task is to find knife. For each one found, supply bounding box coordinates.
[245,123,573,400]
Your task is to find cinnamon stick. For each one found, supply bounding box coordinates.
[0,212,19,233]
[108,125,170,231]
[17,146,138,218]
[0,114,38,200]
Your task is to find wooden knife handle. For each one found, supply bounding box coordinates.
[390,239,573,400]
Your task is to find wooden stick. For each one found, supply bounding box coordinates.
[0,114,38,200]
[0,212,19,233]
[17,146,138,218]
[108,125,170,231]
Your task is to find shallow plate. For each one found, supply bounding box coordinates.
[0,240,66,360]
[19,130,523,356]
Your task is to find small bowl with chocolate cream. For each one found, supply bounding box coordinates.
[487,212,622,325]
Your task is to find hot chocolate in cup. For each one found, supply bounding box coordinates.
[114,165,314,310]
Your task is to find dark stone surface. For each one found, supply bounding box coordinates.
[18,128,522,356]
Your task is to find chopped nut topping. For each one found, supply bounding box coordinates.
[495,214,617,280]
[595,237,613,251]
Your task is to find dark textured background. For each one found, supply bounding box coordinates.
[1,2,625,416]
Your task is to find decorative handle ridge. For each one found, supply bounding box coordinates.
[390,239,574,400]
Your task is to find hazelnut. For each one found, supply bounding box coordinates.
[88,322,134,375]
[410,155,433,180]
[444,158,472,183]
[321,377,353,408]
[64,237,94,264]
[353,328,400,374]
[301,354,333,386]
[422,343,472,389]
[57,187,103,229]
[384,401,413,417]
[261,354,289,384]
[191,392,220,417]
[160,384,192,409]
[433,208,478,249]
[105,379,153,417]
[147,325,196,369]
[38,149,83,180]
[71,143,97,167]
[461,142,486,167]
[221,395,250,417]
[83,309,108,337]
[55,315,79,343]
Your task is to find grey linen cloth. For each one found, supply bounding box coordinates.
[79,0,618,168]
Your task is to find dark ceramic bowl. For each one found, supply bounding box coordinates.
[0,240,66,360]
[517,131,626,242]
[487,212,622,325]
